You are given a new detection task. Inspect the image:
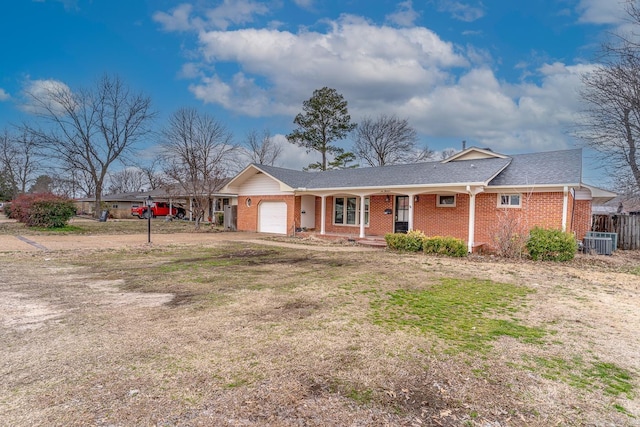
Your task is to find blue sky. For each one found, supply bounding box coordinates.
[0,0,629,184]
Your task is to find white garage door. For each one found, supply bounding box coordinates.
[258,201,287,234]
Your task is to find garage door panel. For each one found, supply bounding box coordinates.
[259,202,287,234]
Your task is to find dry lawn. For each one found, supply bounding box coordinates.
[1,232,639,426]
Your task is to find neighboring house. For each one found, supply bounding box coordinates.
[592,195,640,215]
[224,147,616,252]
[76,187,237,220]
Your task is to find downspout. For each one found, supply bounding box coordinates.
[562,186,569,232]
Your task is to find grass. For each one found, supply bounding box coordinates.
[518,356,635,399]
[0,215,223,235]
[370,278,547,353]
[2,228,639,425]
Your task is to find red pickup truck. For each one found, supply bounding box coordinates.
[131,202,186,219]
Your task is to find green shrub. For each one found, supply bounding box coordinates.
[215,212,224,226]
[423,236,468,257]
[385,230,427,252]
[405,230,427,251]
[385,233,408,250]
[9,193,76,228]
[526,227,577,262]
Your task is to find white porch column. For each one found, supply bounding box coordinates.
[359,194,366,238]
[562,186,569,232]
[467,186,483,253]
[320,195,326,235]
[468,192,476,253]
[189,198,193,221]
[408,194,415,231]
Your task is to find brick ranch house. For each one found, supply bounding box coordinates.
[223,147,616,252]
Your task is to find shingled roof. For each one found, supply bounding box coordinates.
[488,149,582,187]
[246,148,582,191]
[224,148,585,195]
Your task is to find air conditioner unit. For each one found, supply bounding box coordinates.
[586,231,618,251]
[583,237,613,255]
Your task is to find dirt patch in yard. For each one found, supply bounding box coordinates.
[1,237,639,426]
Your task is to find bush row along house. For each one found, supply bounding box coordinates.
[223,147,616,252]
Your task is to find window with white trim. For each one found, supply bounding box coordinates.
[333,197,369,226]
[436,195,456,207]
[498,194,521,208]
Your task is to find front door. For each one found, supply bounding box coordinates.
[394,195,409,233]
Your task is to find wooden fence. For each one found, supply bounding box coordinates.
[592,214,640,250]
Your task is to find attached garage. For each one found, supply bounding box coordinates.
[258,201,287,234]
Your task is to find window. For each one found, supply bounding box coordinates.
[333,197,369,226]
[437,195,456,207]
[215,198,230,211]
[111,204,118,209]
[498,194,521,208]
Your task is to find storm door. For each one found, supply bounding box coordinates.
[394,195,409,233]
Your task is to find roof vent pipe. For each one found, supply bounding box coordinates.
[462,140,466,150]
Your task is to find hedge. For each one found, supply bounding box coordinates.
[385,231,468,257]
[526,227,577,262]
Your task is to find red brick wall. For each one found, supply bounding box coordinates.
[413,194,470,240]
[571,199,592,241]
[474,192,566,248]
[238,191,592,244]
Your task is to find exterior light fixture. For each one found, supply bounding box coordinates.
[414,195,419,202]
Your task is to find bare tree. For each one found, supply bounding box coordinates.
[578,1,640,195]
[106,168,147,194]
[0,127,41,195]
[161,108,238,229]
[138,158,167,190]
[244,129,282,166]
[354,115,431,166]
[25,74,155,216]
[439,148,458,160]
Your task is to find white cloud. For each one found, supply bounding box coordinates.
[437,1,485,22]
[153,3,195,32]
[205,0,270,30]
[392,63,591,152]
[153,0,269,32]
[160,6,595,154]
[576,0,626,25]
[292,0,314,10]
[192,15,466,114]
[0,88,10,101]
[21,78,74,116]
[386,1,420,27]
